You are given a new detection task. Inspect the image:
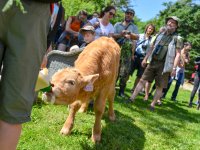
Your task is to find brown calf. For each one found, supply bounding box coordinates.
[44,37,120,142]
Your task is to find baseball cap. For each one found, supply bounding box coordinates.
[125,8,135,15]
[79,25,95,34]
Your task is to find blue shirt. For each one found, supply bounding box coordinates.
[135,33,152,56]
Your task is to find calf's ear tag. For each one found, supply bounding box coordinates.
[84,82,93,92]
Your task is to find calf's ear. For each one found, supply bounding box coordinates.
[83,74,99,92]
[83,74,99,84]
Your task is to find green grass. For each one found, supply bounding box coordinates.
[18,75,200,150]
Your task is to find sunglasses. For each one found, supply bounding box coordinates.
[109,12,115,17]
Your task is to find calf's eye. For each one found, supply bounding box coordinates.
[67,80,75,85]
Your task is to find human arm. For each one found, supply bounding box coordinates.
[65,17,79,37]
[171,48,181,76]
[141,44,154,67]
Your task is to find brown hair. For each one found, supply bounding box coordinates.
[99,6,116,18]
[144,24,156,35]
[76,10,88,18]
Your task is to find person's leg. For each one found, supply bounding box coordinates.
[197,88,200,110]
[150,86,163,108]
[188,73,200,107]
[129,62,155,102]
[150,67,169,109]
[149,83,156,95]
[162,77,173,98]
[130,79,147,101]
[171,80,181,101]
[144,81,151,101]
[119,58,131,97]
[131,76,140,92]
[0,1,49,149]
[0,120,22,150]
[119,71,130,97]
[171,73,183,101]
[131,57,144,92]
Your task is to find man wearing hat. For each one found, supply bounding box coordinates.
[113,8,139,97]
[128,16,183,110]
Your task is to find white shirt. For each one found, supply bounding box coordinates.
[89,18,114,39]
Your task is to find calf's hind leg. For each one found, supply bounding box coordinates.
[92,91,107,142]
[107,86,116,121]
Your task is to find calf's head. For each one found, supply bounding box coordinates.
[43,68,99,105]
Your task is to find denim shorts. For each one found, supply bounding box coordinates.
[0,0,50,124]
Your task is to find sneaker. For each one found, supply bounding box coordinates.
[197,104,200,110]
[118,92,125,98]
[171,97,177,102]
[125,98,134,103]
[188,103,192,108]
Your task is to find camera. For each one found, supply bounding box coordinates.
[153,44,163,55]
[123,31,131,35]
[141,44,147,50]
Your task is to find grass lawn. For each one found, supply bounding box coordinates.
[18,75,200,150]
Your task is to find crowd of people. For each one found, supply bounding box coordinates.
[0,1,199,149]
[45,4,199,111]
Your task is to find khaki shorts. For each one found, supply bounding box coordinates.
[0,0,50,124]
[142,60,170,88]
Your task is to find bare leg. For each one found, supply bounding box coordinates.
[131,77,140,91]
[130,79,147,101]
[0,120,22,150]
[144,82,152,101]
[150,86,163,108]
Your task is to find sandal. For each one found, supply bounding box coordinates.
[157,100,162,106]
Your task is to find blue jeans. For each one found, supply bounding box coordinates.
[189,72,200,104]
[163,73,183,99]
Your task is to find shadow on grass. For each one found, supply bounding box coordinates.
[158,100,200,123]
[80,109,145,150]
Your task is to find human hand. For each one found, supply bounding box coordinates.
[171,69,176,77]
[142,59,147,67]
[94,22,100,28]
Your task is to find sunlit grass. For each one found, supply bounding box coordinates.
[18,75,200,150]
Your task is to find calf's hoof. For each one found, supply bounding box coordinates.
[60,127,71,135]
[109,113,116,121]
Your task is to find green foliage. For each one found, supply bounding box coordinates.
[2,0,26,13]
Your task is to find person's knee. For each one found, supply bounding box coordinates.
[139,78,146,85]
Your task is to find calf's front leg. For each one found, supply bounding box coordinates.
[60,101,81,135]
